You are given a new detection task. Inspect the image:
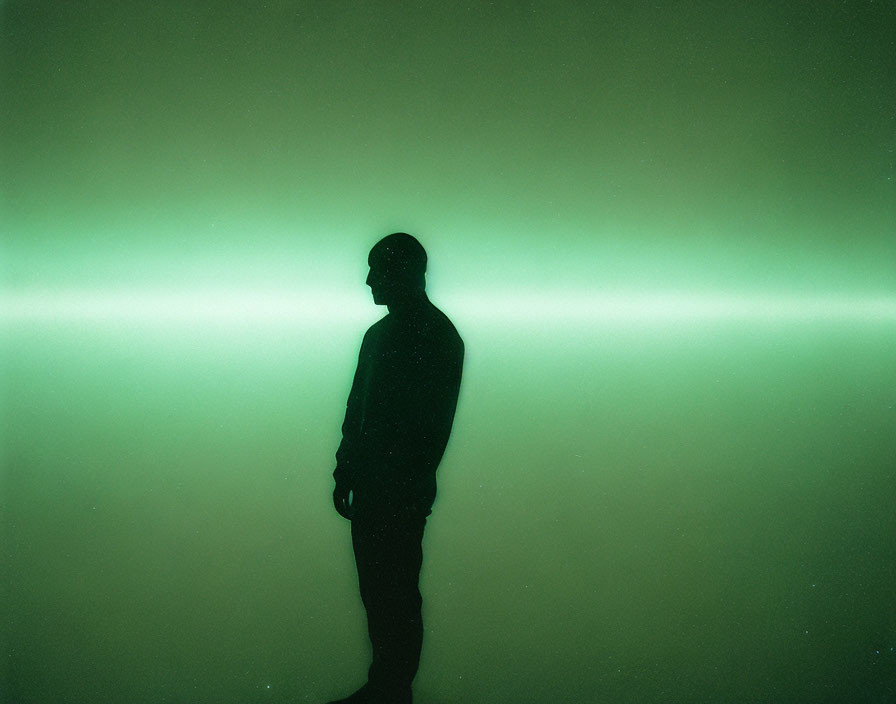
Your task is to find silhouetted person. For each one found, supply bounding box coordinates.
[328,233,464,704]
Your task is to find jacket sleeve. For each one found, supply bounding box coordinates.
[333,330,372,488]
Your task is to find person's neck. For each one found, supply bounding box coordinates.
[387,289,428,316]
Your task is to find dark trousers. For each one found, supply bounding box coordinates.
[351,512,427,697]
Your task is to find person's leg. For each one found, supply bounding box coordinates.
[351,514,426,702]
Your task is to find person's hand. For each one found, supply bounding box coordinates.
[333,483,353,520]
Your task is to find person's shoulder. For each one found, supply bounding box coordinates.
[367,315,389,332]
[427,302,463,348]
[362,315,390,344]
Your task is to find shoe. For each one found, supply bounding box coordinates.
[367,684,412,704]
[327,682,411,704]
[327,683,372,704]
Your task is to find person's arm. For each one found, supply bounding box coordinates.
[332,330,372,518]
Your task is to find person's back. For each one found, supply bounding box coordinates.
[343,294,463,519]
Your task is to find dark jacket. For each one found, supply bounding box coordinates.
[334,293,464,518]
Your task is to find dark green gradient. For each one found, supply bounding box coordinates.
[2,2,895,703]
[5,324,896,703]
[3,2,894,279]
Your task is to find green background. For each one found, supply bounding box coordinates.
[2,2,894,702]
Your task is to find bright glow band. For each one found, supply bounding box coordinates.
[2,288,895,325]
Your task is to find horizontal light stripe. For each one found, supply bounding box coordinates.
[2,288,895,325]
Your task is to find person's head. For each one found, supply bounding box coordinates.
[366,232,427,306]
